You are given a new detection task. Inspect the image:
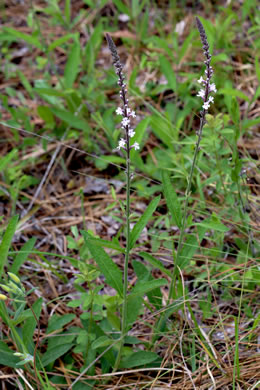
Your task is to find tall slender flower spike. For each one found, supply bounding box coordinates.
[106,33,138,152]
[196,17,216,123]
[106,33,137,369]
[166,17,217,309]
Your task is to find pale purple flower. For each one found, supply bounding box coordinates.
[208,96,214,104]
[198,76,204,84]
[209,83,217,93]
[197,89,205,99]
[117,138,126,150]
[121,117,130,127]
[132,142,140,150]
[202,101,210,110]
[129,129,135,138]
[116,107,123,115]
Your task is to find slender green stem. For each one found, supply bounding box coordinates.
[168,114,204,303]
[155,17,216,337]
[114,151,131,369]
[106,33,135,370]
[152,117,205,342]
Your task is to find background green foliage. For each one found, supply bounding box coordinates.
[0,0,259,389]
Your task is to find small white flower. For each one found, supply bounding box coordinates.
[116,107,123,115]
[208,96,214,103]
[117,138,126,150]
[198,76,204,84]
[128,129,135,138]
[127,108,136,118]
[197,89,205,98]
[122,117,130,127]
[209,83,217,93]
[202,101,210,110]
[132,142,140,150]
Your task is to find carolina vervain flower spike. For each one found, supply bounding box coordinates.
[165,17,217,311]
[105,33,139,152]
[196,17,217,119]
[106,32,138,370]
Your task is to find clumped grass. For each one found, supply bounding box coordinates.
[0,1,259,389]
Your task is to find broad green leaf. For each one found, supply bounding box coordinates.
[255,56,260,83]
[47,33,76,52]
[126,294,143,328]
[139,252,171,277]
[41,343,74,367]
[112,0,130,15]
[162,170,182,228]
[92,336,113,349]
[4,28,42,49]
[51,108,90,132]
[37,106,55,124]
[159,55,176,92]
[121,351,159,368]
[10,237,36,275]
[65,0,71,24]
[84,22,103,72]
[82,232,123,297]
[34,88,66,98]
[22,298,42,349]
[64,41,81,89]
[230,97,240,126]
[80,232,124,252]
[47,313,76,334]
[130,117,150,161]
[177,225,207,269]
[133,260,162,310]
[131,278,167,296]
[150,114,176,148]
[48,330,76,350]
[219,88,250,102]
[0,341,20,368]
[130,195,161,249]
[132,259,149,281]
[196,219,229,233]
[0,215,19,276]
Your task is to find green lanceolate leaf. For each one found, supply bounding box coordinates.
[121,350,159,368]
[10,237,36,275]
[162,170,182,228]
[51,107,90,133]
[130,195,161,250]
[41,343,75,367]
[177,225,207,269]
[0,215,19,276]
[0,341,20,368]
[159,55,176,92]
[64,40,81,89]
[4,27,43,49]
[22,298,43,350]
[139,252,171,277]
[82,232,123,297]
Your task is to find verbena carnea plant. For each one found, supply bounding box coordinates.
[106,32,140,368]
[105,17,216,367]
[167,17,217,302]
